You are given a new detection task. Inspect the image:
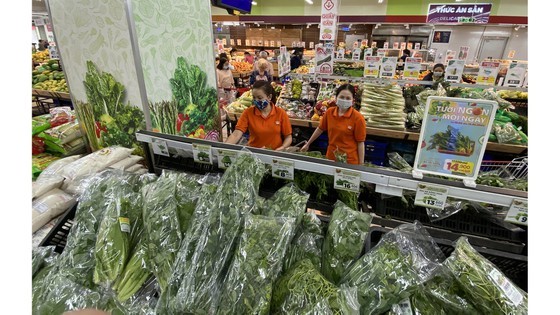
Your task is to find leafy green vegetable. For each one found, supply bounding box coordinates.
[112,240,151,303]
[445,237,528,314]
[260,183,310,225]
[271,259,360,315]
[322,201,371,284]
[217,215,296,314]
[341,222,444,315]
[283,212,325,273]
[32,246,58,279]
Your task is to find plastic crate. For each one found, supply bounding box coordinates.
[154,154,219,175]
[366,227,527,292]
[39,204,77,253]
[372,194,526,243]
[365,140,388,158]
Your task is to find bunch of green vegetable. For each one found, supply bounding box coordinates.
[445,237,528,314]
[32,246,58,279]
[476,173,528,191]
[360,83,406,130]
[387,152,413,173]
[271,259,360,314]
[142,176,182,292]
[217,215,296,314]
[341,222,444,315]
[260,183,310,225]
[283,212,325,273]
[322,201,371,284]
[112,240,152,303]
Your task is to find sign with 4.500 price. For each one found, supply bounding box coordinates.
[334,169,360,193]
[414,184,448,210]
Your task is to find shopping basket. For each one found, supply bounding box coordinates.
[479,156,528,180]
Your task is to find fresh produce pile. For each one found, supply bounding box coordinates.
[334,61,364,77]
[33,50,50,64]
[226,90,253,113]
[498,90,528,100]
[32,59,69,92]
[32,107,86,160]
[276,98,312,120]
[293,65,310,74]
[283,79,303,99]
[360,83,406,130]
[230,61,253,73]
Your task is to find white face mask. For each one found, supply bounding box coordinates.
[337,98,353,110]
[434,71,443,77]
[224,65,230,70]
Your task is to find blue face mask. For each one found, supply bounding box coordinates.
[253,99,269,111]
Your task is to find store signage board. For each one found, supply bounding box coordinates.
[476,61,500,85]
[237,39,242,46]
[458,46,469,60]
[334,169,360,193]
[383,42,389,49]
[217,149,238,169]
[364,48,373,58]
[380,57,398,78]
[364,56,381,78]
[272,159,295,180]
[192,143,212,165]
[414,184,448,210]
[393,42,399,49]
[426,3,492,24]
[444,59,465,82]
[504,61,528,87]
[412,96,498,186]
[403,57,422,79]
[400,42,407,50]
[352,48,362,60]
[336,48,345,59]
[319,0,339,41]
[316,43,335,75]
[445,50,456,65]
[414,43,421,50]
[48,46,60,60]
[151,139,169,157]
[278,46,291,77]
[505,199,528,226]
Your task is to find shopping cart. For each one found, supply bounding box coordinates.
[479,156,528,180]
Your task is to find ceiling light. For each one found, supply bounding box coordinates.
[375,24,381,29]
[405,24,409,29]
[378,0,383,3]
[305,0,314,4]
[349,24,353,28]
[252,1,257,5]
[306,24,310,28]
[514,25,520,31]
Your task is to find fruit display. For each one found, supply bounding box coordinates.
[276,98,312,120]
[293,65,310,74]
[360,83,406,130]
[32,50,50,64]
[418,69,431,80]
[498,90,528,100]
[226,90,253,113]
[231,61,253,73]
[32,59,69,93]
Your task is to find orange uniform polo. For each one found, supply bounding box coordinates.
[236,105,292,150]
[319,107,367,164]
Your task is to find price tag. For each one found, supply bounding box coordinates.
[310,42,314,49]
[237,39,241,46]
[217,149,238,169]
[393,299,414,315]
[352,48,361,60]
[272,159,294,180]
[334,169,360,193]
[505,199,528,226]
[444,159,474,175]
[151,139,169,157]
[118,217,130,233]
[414,184,448,210]
[245,39,250,46]
[192,143,212,165]
[489,268,524,306]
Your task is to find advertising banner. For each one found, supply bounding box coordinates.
[316,43,335,75]
[427,3,492,24]
[414,96,498,181]
[476,61,500,85]
[319,0,339,41]
[403,57,422,79]
[444,59,466,83]
[364,56,381,78]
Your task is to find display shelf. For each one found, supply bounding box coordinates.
[226,112,528,154]
[135,130,527,207]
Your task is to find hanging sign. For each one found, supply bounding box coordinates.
[316,43,335,75]
[352,48,362,60]
[444,59,466,83]
[476,61,500,85]
[334,169,360,193]
[403,57,422,79]
[336,48,345,59]
[272,159,295,180]
[364,48,373,58]
[192,143,212,165]
[427,3,493,24]
[505,199,528,226]
[380,57,398,78]
[413,96,498,182]
[414,184,449,210]
[364,56,381,78]
[319,0,339,41]
[458,46,469,60]
[217,149,238,169]
[503,61,528,87]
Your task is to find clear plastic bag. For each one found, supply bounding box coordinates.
[32,246,59,279]
[260,182,310,225]
[425,197,466,222]
[112,239,153,303]
[322,200,372,284]
[32,188,76,233]
[283,212,325,273]
[36,155,81,182]
[216,215,297,314]
[271,259,360,315]
[387,152,413,173]
[445,237,528,314]
[157,150,266,314]
[341,221,445,315]
[32,176,65,199]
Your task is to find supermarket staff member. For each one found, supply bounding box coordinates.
[226,81,293,151]
[301,84,366,165]
[422,63,445,81]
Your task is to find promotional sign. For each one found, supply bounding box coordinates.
[458,46,469,60]
[364,56,381,77]
[217,149,238,169]
[336,48,345,59]
[352,48,362,60]
[245,39,250,46]
[151,139,169,157]
[221,38,227,45]
[230,39,235,46]
[505,199,528,226]
[393,42,399,49]
[372,41,377,48]
[476,61,500,85]
[192,143,212,164]
[503,61,528,87]
[400,42,407,50]
[414,43,421,50]
[444,59,466,82]
[433,31,451,43]
[264,40,269,47]
[319,0,339,41]
[377,49,387,57]
[445,50,456,64]
[237,39,241,46]
[272,159,295,180]
[310,42,315,49]
[48,45,60,60]
[316,43,335,75]
[362,39,368,46]
[508,50,516,58]
[383,42,389,49]
[251,40,257,46]
[278,46,291,77]
[427,3,493,24]
[407,42,413,50]
[413,96,498,181]
[380,57,397,78]
[334,169,360,193]
[364,48,373,58]
[414,184,449,210]
[403,57,422,79]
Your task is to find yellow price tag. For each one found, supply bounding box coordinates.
[444,159,474,175]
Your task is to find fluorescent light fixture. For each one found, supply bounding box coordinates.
[305,0,314,4]
[378,0,384,3]
[271,26,275,29]
[375,23,381,29]
[252,1,257,5]
[514,25,520,31]
[349,24,353,28]
[306,24,310,28]
[405,24,409,29]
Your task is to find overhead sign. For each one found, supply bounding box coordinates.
[316,43,335,75]
[413,96,498,182]
[444,59,465,83]
[319,0,339,41]
[427,3,493,24]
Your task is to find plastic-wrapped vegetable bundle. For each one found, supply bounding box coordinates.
[261,182,310,225]
[360,83,406,130]
[341,222,445,315]
[283,212,325,273]
[32,247,60,312]
[142,176,182,292]
[322,201,371,284]
[112,237,152,303]
[32,246,59,279]
[158,151,266,314]
[271,259,360,315]
[445,237,528,314]
[217,215,297,314]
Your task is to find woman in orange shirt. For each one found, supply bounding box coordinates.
[226,81,293,150]
[301,84,366,164]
